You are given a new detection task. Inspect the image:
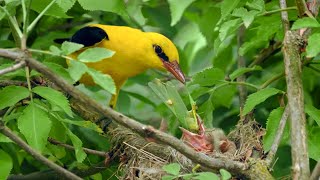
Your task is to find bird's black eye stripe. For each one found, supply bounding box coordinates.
[153,44,169,62]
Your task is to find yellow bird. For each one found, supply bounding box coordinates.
[56,24,185,108]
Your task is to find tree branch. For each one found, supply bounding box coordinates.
[265,106,289,167]
[0,61,25,76]
[0,122,82,180]
[48,138,107,157]
[282,30,310,179]
[0,48,248,175]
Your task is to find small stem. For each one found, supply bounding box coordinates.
[0,61,26,76]
[25,66,33,100]
[0,6,23,38]
[265,106,289,167]
[27,0,57,33]
[29,49,74,61]
[307,65,320,74]
[21,0,27,34]
[259,72,285,89]
[261,7,297,16]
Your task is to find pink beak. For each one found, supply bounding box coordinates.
[162,60,185,84]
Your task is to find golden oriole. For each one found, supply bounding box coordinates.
[56,24,185,108]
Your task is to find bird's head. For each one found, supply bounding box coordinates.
[145,32,185,84]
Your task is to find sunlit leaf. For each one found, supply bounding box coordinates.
[0,150,12,180]
[162,163,180,175]
[78,47,114,63]
[167,0,196,26]
[86,68,116,94]
[0,86,29,110]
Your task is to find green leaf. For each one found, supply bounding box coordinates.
[232,8,259,28]
[77,0,128,17]
[305,104,320,126]
[221,0,240,20]
[161,175,176,180]
[59,118,103,133]
[308,127,320,161]
[86,68,116,94]
[68,60,88,82]
[126,0,146,26]
[49,45,62,56]
[306,33,320,58]
[291,17,320,30]
[78,47,114,63]
[246,0,265,11]
[56,0,76,12]
[212,85,236,108]
[0,86,29,110]
[263,107,284,151]
[61,41,84,55]
[32,86,73,117]
[195,172,219,180]
[219,19,242,41]
[167,0,196,26]
[0,134,11,143]
[220,169,232,180]
[0,150,12,180]
[162,163,181,175]
[18,102,52,152]
[229,66,262,81]
[192,68,225,86]
[67,129,87,162]
[242,88,281,115]
[30,0,70,18]
[43,62,74,84]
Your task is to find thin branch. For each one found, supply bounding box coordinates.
[283,30,310,179]
[259,72,285,89]
[0,48,248,175]
[265,106,289,167]
[279,0,290,31]
[310,161,320,180]
[248,41,282,68]
[295,0,310,17]
[0,61,25,76]
[261,6,297,16]
[0,123,82,180]
[48,138,107,157]
[237,25,247,109]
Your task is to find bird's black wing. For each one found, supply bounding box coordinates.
[54,26,109,47]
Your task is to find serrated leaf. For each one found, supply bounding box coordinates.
[59,118,103,133]
[305,104,320,126]
[78,47,114,63]
[232,8,259,28]
[263,107,284,151]
[192,68,225,86]
[219,18,242,41]
[229,66,262,81]
[195,172,219,180]
[43,62,74,83]
[67,129,86,162]
[246,0,265,11]
[220,169,232,180]
[32,87,73,117]
[0,86,29,110]
[61,41,84,55]
[77,0,128,17]
[56,0,76,12]
[167,0,196,26]
[0,150,12,180]
[86,68,116,94]
[18,102,52,152]
[291,17,320,30]
[306,33,320,58]
[68,60,88,82]
[221,0,240,20]
[243,88,281,115]
[162,163,180,175]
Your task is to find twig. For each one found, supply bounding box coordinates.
[0,61,25,76]
[48,138,107,157]
[295,0,310,17]
[8,161,109,180]
[0,123,82,180]
[261,7,297,16]
[237,25,247,109]
[248,42,282,68]
[259,72,285,89]
[0,48,248,175]
[310,161,320,180]
[283,30,310,179]
[265,106,289,167]
[279,0,290,32]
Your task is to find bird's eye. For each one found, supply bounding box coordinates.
[153,45,163,54]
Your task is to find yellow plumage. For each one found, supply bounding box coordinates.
[66,24,184,108]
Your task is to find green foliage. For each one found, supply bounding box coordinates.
[306,33,320,58]
[192,68,224,86]
[61,41,84,55]
[78,47,115,63]
[291,17,320,30]
[229,66,262,81]
[18,102,52,152]
[167,0,196,26]
[86,68,116,94]
[0,149,12,180]
[242,88,282,116]
[0,86,29,110]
